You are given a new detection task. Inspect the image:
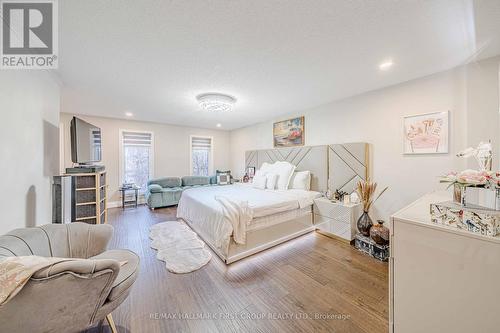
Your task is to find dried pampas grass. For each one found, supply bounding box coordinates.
[356,179,388,213]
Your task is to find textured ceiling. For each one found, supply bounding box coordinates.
[58,0,500,130]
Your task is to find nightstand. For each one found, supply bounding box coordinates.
[313,197,362,242]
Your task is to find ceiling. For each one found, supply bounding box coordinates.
[58,0,500,130]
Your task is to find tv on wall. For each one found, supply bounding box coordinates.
[70,117,102,164]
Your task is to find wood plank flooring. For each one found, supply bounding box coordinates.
[96,205,388,333]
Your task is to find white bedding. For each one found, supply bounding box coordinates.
[176,183,322,252]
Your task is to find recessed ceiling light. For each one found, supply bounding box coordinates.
[197,93,236,112]
[379,60,394,71]
[216,123,222,128]
[125,112,133,117]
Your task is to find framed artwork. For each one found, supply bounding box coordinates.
[246,167,255,178]
[273,116,305,147]
[403,111,449,154]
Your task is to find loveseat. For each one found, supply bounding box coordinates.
[145,176,216,209]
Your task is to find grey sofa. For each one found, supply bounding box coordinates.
[145,175,216,209]
[0,223,139,333]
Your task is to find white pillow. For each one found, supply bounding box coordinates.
[265,173,278,190]
[254,169,267,178]
[289,171,311,190]
[252,174,267,189]
[273,161,296,190]
[259,162,272,173]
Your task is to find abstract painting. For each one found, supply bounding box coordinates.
[403,111,449,154]
[273,116,305,147]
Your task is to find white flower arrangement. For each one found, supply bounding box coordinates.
[456,141,492,171]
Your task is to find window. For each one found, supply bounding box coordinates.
[120,130,154,191]
[90,128,102,162]
[190,136,213,176]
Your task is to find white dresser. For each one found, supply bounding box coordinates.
[313,197,362,242]
[390,191,500,333]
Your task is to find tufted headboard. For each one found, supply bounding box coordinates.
[245,142,369,193]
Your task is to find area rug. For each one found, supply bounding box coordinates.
[149,221,212,273]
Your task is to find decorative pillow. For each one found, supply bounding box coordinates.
[148,184,163,193]
[259,162,273,173]
[217,173,231,185]
[252,174,267,189]
[265,173,278,190]
[273,161,296,190]
[216,170,231,181]
[289,171,311,190]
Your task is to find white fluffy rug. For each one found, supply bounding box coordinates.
[149,221,212,274]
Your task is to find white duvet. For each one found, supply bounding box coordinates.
[176,184,322,253]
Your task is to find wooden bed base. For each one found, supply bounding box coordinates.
[182,212,314,264]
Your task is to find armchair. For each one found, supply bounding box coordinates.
[0,222,139,333]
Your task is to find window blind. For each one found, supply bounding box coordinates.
[191,137,212,150]
[91,130,101,144]
[122,131,153,146]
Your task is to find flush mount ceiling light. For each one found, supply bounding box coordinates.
[379,60,394,71]
[125,111,133,117]
[197,93,236,112]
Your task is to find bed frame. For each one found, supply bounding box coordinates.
[184,143,369,264]
[184,212,314,264]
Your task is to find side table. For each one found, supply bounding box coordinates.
[119,185,140,209]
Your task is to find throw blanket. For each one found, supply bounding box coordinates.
[0,256,71,305]
[215,196,253,245]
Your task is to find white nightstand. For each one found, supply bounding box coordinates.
[313,197,362,242]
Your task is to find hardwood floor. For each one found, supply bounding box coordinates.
[100,205,388,333]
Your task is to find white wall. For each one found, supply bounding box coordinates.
[230,57,500,222]
[60,114,231,203]
[0,71,61,234]
[464,56,500,168]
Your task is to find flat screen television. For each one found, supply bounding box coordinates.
[70,117,102,164]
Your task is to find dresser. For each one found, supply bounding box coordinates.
[313,197,362,242]
[390,191,500,333]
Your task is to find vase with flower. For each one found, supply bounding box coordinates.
[356,179,388,236]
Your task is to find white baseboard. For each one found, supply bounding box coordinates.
[107,201,121,209]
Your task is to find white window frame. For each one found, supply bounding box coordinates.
[189,135,214,176]
[119,129,155,191]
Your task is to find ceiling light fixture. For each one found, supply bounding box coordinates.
[197,93,236,112]
[379,60,394,71]
[216,123,222,128]
[125,112,134,117]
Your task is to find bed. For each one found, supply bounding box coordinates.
[177,183,322,263]
[177,143,369,264]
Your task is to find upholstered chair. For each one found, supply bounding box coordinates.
[0,223,139,333]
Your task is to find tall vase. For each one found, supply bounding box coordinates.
[357,211,373,236]
[453,183,466,206]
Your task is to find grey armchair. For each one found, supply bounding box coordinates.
[0,223,139,333]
